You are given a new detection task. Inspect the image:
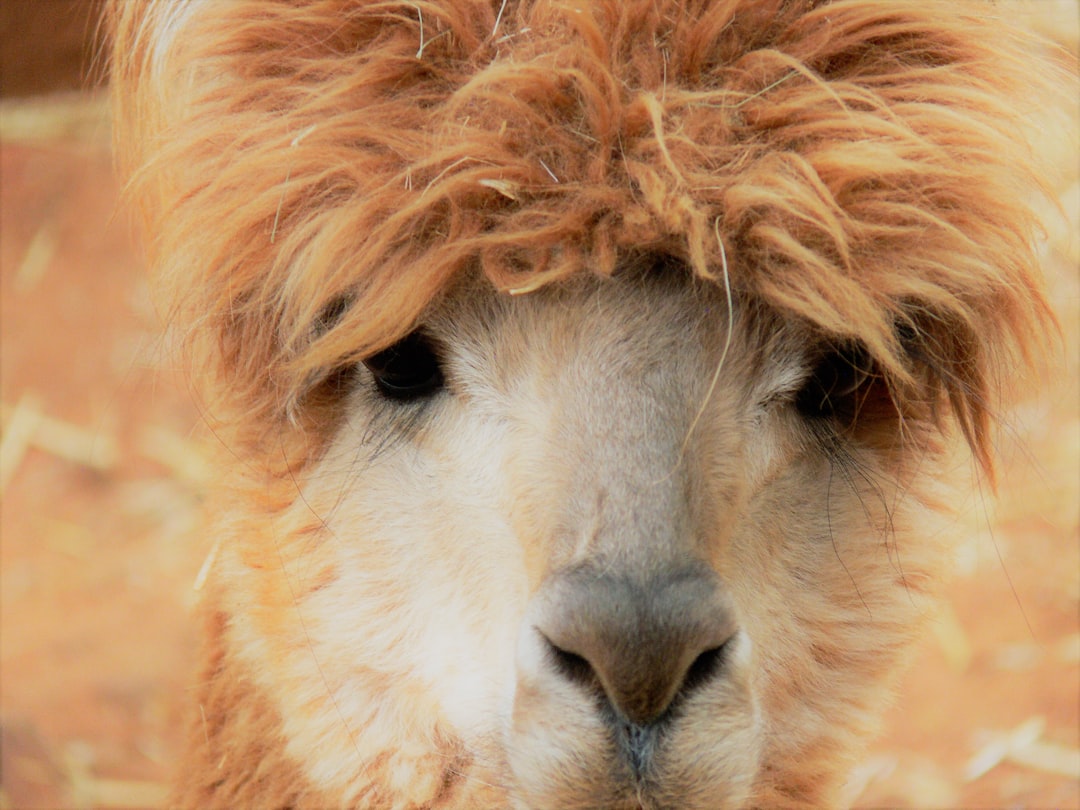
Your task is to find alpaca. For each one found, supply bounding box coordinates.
[108,1,1062,807]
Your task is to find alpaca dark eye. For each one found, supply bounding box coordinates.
[363,333,443,400]
[796,343,873,422]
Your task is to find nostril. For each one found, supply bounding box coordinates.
[680,642,728,697]
[542,634,600,692]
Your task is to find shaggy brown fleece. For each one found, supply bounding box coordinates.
[110,0,1061,472]
[107,1,1070,808]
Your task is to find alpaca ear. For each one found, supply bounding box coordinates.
[299,294,361,393]
[312,296,355,339]
[894,311,998,479]
[888,298,1053,484]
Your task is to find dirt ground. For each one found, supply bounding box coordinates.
[1,6,1077,809]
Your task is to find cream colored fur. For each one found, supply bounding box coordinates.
[106,1,1067,807]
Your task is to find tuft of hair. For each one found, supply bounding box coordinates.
[108,0,1066,474]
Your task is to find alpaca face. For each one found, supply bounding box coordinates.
[223,269,945,807]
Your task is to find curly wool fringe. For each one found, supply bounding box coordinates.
[108,0,1067,472]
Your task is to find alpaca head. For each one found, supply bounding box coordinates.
[109,0,1062,806]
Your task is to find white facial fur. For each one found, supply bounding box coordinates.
[221,269,948,808]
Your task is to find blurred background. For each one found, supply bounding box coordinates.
[0,1,1076,807]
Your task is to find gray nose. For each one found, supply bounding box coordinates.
[534,562,737,726]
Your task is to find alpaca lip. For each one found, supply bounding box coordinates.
[614,716,663,778]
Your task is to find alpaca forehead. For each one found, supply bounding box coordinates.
[432,275,727,377]
[422,274,810,420]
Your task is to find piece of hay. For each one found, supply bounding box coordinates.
[931,600,974,673]
[0,397,120,490]
[14,222,57,293]
[965,716,1045,782]
[0,394,44,493]
[136,426,212,490]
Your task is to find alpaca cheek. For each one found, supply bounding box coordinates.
[382,411,532,738]
[719,457,953,801]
